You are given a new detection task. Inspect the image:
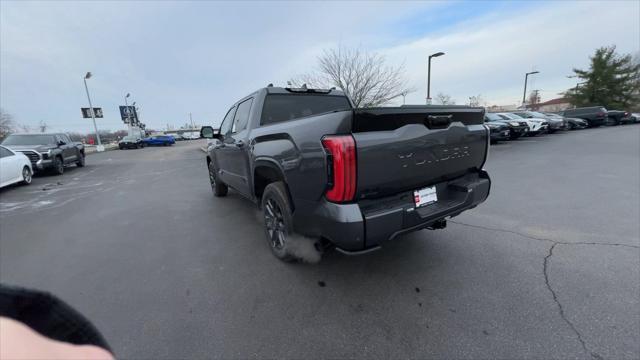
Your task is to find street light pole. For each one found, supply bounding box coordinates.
[125,93,132,137]
[83,72,103,151]
[522,71,540,106]
[427,51,445,104]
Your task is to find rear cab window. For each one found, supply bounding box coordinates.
[260,94,352,126]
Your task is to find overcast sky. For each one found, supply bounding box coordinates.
[1,0,638,133]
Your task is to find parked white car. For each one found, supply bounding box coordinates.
[497,112,548,135]
[0,145,33,188]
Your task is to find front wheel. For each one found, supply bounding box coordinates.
[261,182,299,262]
[76,152,85,167]
[208,161,228,197]
[52,156,64,175]
[21,166,32,185]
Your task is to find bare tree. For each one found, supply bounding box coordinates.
[435,92,456,105]
[292,46,414,108]
[527,90,541,109]
[468,94,485,107]
[0,108,14,139]
[17,123,31,133]
[38,120,48,133]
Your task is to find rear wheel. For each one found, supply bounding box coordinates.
[208,161,228,197]
[52,156,64,175]
[21,166,32,185]
[261,182,297,262]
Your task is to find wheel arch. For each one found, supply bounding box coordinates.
[253,159,294,211]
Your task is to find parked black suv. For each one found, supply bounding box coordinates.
[606,110,632,125]
[1,133,85,174]
[559,106,607,127]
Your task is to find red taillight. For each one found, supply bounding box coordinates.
[321,135,356,203]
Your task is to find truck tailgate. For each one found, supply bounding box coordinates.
[352,106,488,200]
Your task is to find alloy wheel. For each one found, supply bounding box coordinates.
[23,167,32,184]
[264,198,286,250]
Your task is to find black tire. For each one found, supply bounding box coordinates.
[208,160,228,197]
[21,166,32,185]
[261,181,297,262]
[76,152,85,167]
[52,156,64,175]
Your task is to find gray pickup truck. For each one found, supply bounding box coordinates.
[201,86,491,262]
[1,133,85,175]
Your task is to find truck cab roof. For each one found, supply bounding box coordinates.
[264,86,346,97]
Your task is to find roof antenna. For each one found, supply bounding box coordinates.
[301,83,307,89]
[287,81,292,87]
[267,83,273,87]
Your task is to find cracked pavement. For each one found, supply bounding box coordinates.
[1,126,639,359]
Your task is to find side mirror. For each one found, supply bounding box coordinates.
[200,126,221,139]
[57,140,66,146]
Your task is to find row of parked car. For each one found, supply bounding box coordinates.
[0,131,192,189]
[0,133,87,188]
[484,107,639,143]
[117,132,201,149]
[118,134,177,149]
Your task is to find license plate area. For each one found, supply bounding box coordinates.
[414,186,438,208]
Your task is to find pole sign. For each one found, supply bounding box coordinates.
[119,106,139,124]
[81,107,103,118]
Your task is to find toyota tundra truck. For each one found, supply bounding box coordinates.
[1,133,85,175]
[200,86,491,261]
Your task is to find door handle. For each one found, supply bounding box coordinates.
[234,140,245,148]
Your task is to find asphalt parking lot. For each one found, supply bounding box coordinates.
[1,127,638,359]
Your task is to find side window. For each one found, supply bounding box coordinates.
[232,98,254,133]
[63,135,72,143]
[220,106,236,137]
[0,147,13,158]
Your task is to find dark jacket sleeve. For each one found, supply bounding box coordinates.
[0,284,112,353]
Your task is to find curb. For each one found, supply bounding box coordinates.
[86,145,118,155]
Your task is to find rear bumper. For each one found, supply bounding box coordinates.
[293,170,491,253]
[119,143,140,149]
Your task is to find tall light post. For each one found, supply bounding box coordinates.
[125,93,132,137]
[522,71,540,106]
[83,72,103,151]
[427,51,445,104]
